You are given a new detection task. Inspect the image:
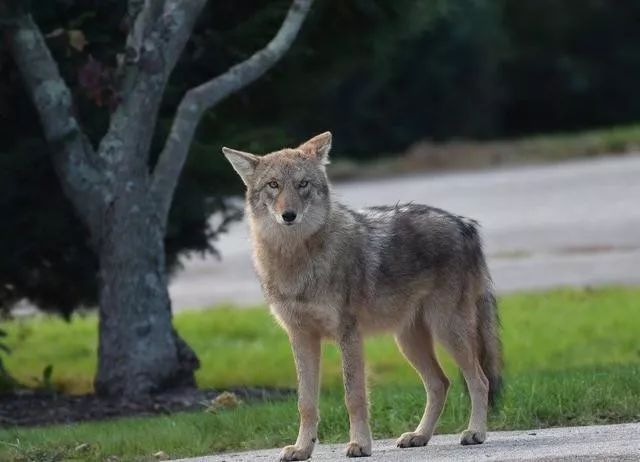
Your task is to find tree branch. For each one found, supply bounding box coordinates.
[98,0,206,176]
[124,0,165,65]
[7,13,107,231]
[151,0,314,222]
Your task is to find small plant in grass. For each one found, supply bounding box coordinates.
[0,328,18,392]
[27,364,57,393]
[32,364,55,393]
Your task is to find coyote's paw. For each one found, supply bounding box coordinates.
[460,429,486,445]
[345,441,372,457]
[279,444,312,461]
[396,431,430,448]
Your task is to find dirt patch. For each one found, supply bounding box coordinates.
[0,386,293,427]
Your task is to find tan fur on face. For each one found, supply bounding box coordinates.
[222,132,503,460]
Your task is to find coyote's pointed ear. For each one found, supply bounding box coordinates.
[299,131,332,165]
[222,147,259,186]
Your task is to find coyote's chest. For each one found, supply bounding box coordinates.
[254,248,331,303]
[253,243,342,336]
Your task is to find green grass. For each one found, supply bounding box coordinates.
[1,287,639,461]
[329,123,640,180]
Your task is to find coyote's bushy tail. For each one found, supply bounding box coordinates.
[477,289,503,407]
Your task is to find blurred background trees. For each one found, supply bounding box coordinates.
[2,0,640,317]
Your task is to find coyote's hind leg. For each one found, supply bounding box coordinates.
[395,321,450,448]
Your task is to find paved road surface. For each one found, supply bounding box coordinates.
[172,422,640,461]
[169,155,640,310]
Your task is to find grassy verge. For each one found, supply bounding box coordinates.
[1,287,639,461]
[329,124,640,180]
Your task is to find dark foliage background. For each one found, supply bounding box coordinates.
[2,0,640,315]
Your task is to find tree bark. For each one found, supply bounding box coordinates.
[95,189,198,396]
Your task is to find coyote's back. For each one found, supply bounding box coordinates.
[354,202,503,404]
[222,132,502,461]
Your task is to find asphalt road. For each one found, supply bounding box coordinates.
[172,422,640,461]
[169,154,640,310]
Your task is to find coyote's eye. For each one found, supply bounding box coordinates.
[267,181,279,189]
[298,180,309,188]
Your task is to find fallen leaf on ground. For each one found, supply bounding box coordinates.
[205,391,243,413]
[153,450,169,460]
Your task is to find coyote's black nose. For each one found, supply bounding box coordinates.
[282,211,297,223]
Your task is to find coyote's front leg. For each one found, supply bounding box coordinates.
[339,326,372,457]
[279,331,321,462]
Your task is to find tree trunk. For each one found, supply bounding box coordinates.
[94,192,199,397]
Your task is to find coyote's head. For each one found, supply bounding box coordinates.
[222,132,332,236]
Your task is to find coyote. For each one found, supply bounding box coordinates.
[222,132,502,461]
